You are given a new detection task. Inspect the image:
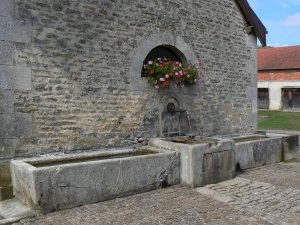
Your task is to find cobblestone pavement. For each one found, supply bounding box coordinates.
[240,162,300,189]
[14,162,300,225]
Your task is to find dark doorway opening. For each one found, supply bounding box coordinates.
[282,88,300,110]
[258,88,269,109]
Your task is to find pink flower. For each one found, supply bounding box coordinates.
[148,61,153,65]
[159,77,165,82]
[179,71,183,75]
[165,74,169,79]
[175,72,179,76]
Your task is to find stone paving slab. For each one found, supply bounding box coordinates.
[14,186,271,225]
[197,177,300,225]
[0,198,36,219]
[240,162,300,189]
[11,162,300,225]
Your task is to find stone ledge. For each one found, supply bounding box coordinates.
[0,217,22,225]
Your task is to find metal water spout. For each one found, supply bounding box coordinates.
[166,102,193,137]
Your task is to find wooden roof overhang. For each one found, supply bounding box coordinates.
[236,0,268,46]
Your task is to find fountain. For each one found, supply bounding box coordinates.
[151,95,236,187]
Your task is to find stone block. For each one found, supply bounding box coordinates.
[0,0,14,17]
[0,90,14,113]
[0,114,32,138]
[282,135,299,161]
[0,17,31,43]
[0,65,31,90]
[0,139,18,159]
[267,133,300,161]
[0,41,15,65]
[0,66,12,89]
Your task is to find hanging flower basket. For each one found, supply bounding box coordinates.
[143,58,204,89]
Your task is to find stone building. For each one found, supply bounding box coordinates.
[258,46,300,110]
[0,0,266,159]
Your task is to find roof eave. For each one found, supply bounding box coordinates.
[236,0,268,46]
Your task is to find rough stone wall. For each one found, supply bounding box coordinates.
[0,0,258,158]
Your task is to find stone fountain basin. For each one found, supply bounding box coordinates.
[149,137,235,188]
[11,147,180,213]
[233,135,282,170]
[266,133,299,161]
[233,133,299,170]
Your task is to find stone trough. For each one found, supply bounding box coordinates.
[233,133,299,170]
[11,147,180,213]
[149,137,235,188]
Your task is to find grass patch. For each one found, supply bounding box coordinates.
[258,110,300,131]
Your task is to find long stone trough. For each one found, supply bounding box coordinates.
[11,147,180,213]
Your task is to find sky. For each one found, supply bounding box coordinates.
[248,0,300,47]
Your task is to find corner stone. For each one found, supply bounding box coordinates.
[0,90,14,113]
[0,65,31,90]
[0,138,17,158]
[0,114,32,138]
[0,41,15,65]
[0,17,32,43]
[0,0,14,17]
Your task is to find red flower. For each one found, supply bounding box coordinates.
[163,81,169,87]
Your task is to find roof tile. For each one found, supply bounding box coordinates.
[258,46,300,70]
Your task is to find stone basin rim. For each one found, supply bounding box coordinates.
[232,135,281,144]
[11,147,170,169]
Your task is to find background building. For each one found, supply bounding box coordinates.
[258,46,300,110]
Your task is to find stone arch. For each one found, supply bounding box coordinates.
[130,33,199,92]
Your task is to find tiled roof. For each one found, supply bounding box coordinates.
[258,71,300,81]
[258,46,300,70]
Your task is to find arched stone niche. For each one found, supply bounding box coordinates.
[130,33,199,92]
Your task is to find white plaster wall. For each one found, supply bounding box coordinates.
[258,81,300,110]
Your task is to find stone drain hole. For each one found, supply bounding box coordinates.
[235,163,244,175]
